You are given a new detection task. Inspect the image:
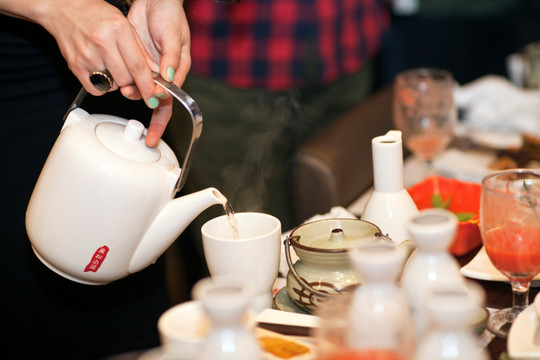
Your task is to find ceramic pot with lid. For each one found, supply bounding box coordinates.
[283,218,385,313]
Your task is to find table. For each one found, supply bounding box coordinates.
[313,85,538,359]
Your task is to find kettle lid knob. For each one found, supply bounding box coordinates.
[96,119,160,163]
[123,119,145,141]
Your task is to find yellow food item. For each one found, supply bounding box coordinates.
[259,336,311,359]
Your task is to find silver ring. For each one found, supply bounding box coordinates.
[89,69,114,92]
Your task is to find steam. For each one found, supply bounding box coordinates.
[220,91,305,215]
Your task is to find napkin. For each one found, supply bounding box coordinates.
[278,206,357,277]
[455,75,540,137]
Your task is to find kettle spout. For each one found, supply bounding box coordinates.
[129,187,227,273]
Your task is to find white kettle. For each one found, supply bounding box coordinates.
[26,75,226,285]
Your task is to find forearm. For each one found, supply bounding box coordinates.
[0,0,47,22]
[0,0,111,30]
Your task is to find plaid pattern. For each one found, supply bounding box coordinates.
[185,0,389,90]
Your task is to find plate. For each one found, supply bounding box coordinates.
[508,304,540,358]
[460,247,540,285]
[273,287,311,314]
[256,308,319,339]
[432,148,495,184]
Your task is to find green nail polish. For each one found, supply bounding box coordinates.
[148,96,159,109]
[155,92,166,98]
[166,67,175,82]
[154,62,161,70]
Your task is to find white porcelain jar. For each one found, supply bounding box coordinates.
[414,282,489,360]
[347,242,415,358]
[401,208,465,339]
[361,130,419,244]
[313,242,415,360]
[192,277,261,360]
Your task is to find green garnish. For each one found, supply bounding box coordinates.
[431,193,476,222]
[455,212,476,222]
[522,180,539,218]
[431,193,452,209]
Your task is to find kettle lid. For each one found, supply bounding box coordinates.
[96,119,160,163]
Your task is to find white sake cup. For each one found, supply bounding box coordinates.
[157,300,207,359]
[201,212,281,314]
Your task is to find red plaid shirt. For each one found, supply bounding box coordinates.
[185,0,389,90]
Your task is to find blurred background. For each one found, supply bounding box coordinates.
[376,0,540,88]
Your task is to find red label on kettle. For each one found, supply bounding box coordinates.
[84,246,110,273]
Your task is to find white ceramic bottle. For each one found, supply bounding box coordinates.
[192,277,262,360]
[400,208,465,339]
[314,242,415,359]
[361,130,419,244]
[347,242,416,358]
[414,282,489,360]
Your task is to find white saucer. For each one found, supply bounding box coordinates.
[508,304,540,358]
[460,247,540,286]
[273,287,310,314]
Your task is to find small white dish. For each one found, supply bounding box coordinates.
[508,300,540,358]
[256,308,320,329]
[432,148,495,184]
[460,247,540,285]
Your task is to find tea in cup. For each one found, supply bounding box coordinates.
[201,212,281,314]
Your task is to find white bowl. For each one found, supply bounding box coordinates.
[157,300,208,359]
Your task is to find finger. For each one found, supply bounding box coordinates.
[159,38,191,88]
[145,96,173,148]
[173,44,192,87]
[153,83,170,101]
[120,85,142,100]
[115,27,158,109]
[70,60,117,96]
[89,70,116,92]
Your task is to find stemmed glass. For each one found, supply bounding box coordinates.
[480,169,540,338]
[392,68,457,182]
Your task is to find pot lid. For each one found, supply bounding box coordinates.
[290,218,380,251]
[96,120,160,163]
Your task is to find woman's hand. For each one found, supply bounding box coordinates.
[126,0,191,147]
[1,0,191,147]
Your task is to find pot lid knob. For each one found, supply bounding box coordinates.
[96,119,160,163]
[329,228,346,243]
[123,119,145,141]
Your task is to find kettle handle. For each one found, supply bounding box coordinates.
[63,73,203,194]
[153,73,202,193]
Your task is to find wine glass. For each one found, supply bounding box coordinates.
[392,68,457,183]
[480,169,540,338]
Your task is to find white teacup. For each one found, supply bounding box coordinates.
[201,212,281,314]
